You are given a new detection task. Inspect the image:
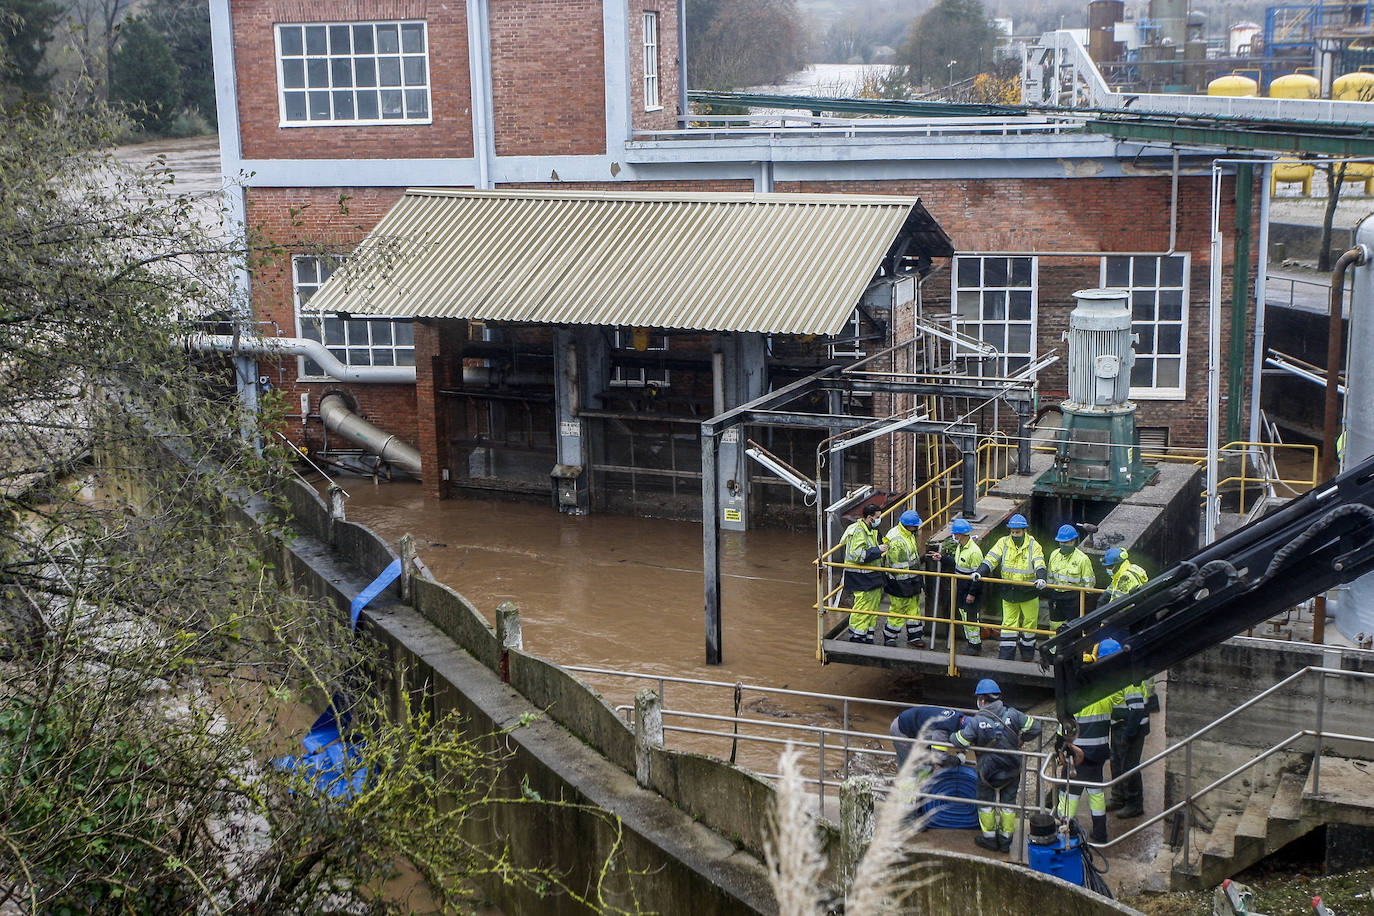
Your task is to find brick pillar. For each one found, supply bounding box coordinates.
[414,318,452,499]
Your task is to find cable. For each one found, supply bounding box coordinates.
[1079,835,1113,899]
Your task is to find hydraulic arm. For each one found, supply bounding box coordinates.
[1041,454,1374,727]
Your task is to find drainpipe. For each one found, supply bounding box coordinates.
[1228,164,1253,444]
[320,395,422,476]
[190,334,417,385]
[1321,246,1369,482]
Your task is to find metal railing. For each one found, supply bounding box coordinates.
[567,664,1056,862]
[635,118,1083,145]
[1039,665,1374,865]
[1266,271,1351,312]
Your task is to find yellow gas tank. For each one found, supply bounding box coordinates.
[1208,74,1258,97]
[1334,71,1374,102]
[1272,159,1315,196]
[1269,73,1320,99]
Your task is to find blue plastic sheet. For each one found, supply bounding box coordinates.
[350,558,402,630]
[276,701,368,800]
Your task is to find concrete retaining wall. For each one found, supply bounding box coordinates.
[250,476,1137,913]
[1165,636,1374,816]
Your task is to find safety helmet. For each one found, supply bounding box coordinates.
[1008,514,1029,530]
[1104,547,1128,567]
[900,509,922,528]
[951,518,973,535]
[1096,638,1122,658]
[974,678,1001,696]
[1055,524,1078,543]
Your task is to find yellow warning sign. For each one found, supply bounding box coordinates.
[724,508,741,522]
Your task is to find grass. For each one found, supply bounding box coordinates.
[1125,865,1374,915]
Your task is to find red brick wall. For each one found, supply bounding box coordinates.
[233,0,474,161]
[489,0,606,156]
[245,186,420,451]
[778,174,1259,446]
[628,2,679,134]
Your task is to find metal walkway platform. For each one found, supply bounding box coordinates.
[820,637,1055,690]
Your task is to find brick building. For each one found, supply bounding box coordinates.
[210,1,1261,526]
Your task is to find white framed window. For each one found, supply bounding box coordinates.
[275,21,431,126]
[610,327,669,387]
[293,256,416,378]
[1102,254,1188,398]
[952,255,1037,377]
[642,12,661,111]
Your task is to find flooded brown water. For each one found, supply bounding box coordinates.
[329,479,923,771]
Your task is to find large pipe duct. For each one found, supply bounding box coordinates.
[190,334,417,384]
[319,394,422,476]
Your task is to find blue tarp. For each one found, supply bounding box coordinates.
[350,558,402,630]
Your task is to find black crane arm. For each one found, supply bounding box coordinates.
[1040,454,1374,727]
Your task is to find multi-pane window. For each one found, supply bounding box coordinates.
[293,256,415,378]
[276,22,431,126]
[643,12,661,111]
[610,327,669,387]
[1103,254,1188,397]
[952,255,1036,377]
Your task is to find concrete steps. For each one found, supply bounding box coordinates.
[1171,767,1319,891]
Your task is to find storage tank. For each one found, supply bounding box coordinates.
[1149,0,1188,48]
[1271,159,1315,196]
[1035,289,1154,496]
[1228,21,1261,56]
[1208,74,1258,96]
[1270,72,1320,99]
[1334,71,1374,102]
[1089,0,1126,64]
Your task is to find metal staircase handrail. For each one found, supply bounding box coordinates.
[1040,665,1374,860]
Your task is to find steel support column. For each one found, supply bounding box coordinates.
[961,437,979,517]
[1229,164,1253,443]
[702,429,722,664]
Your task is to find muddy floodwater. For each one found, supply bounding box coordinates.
[326,478,931,773]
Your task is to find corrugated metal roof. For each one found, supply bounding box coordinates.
[306,189,948,336]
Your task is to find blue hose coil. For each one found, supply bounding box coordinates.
[918,764,980,829]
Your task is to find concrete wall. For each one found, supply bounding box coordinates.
[1165,636,1374,817]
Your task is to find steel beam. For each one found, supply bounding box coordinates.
[1085,119,1374,158]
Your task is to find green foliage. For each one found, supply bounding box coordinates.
[143,0,216,128]
[109,17,180,133]
[0,105,646,913]
[895,0,1001,88]
[0,0,60,100]
[687,0,808,89]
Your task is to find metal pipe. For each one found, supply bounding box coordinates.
[1248,161,1273,447]
[319,394,422,476]
[190,334,417,385]
[1322,246,1368,481]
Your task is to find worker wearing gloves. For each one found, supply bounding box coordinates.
[1108,675,1151,819]
[952,678,1042,852]
[1057,639,1121,844]
[1047,524,1096,637]
[971,514,1047,661]
[1100,547,1148,606]
[842,503,888,643]
[882,510,925,648]
[928,517,985,654]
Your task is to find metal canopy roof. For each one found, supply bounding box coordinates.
[306,188,952,336]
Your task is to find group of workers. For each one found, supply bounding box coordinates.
[841,505,1151,661]
[888,659,1155,852]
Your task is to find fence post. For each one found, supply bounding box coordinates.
[496,601,522,684]
[635,689,664,788]
[326,484,345,544]
[399,533,416,603]
[1314,671,1327,796]
[840,776,876,891]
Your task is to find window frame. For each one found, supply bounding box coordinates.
[292,254,416,380]
[1100,253,1189,400]
[642,12,661,112]
[950,254,1038,379]
[275,20,433,128]
[610,327,670,387]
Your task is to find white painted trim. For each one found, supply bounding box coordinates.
[604,0,631,152]
[466,0,494,188]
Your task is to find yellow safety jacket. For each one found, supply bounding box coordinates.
[1048,547,1095,610]
[981,533,1046,602]
[842,519,885,592]
[1104,561,1148,603]
[883,524,922,598]
[1063,694,1114,751]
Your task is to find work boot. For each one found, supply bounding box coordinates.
[974,834,1001,852]
[1019,645,1036,662]
[1117,804,1144,819]
[965,641,982,655]
[909,638,926,649]
[848,630,874,644]
[1090,815,1108,845]
[998,646,1016,660]
[1104,796,1125,812]
[996,834,1012,852]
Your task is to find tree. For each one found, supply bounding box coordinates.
[0,104,641,913]
[895,0,1001,90]
[144,0,215,124]
[108,16,178,131]
[0,0,61,99]
[686,0,808,89]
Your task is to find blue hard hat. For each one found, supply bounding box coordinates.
[951,518,973,535]
[975,678,1001,696]
[900,509,922,528]
[1097,638,1122,658]
[1008,514,1029,529]
[1104,547,1128,567]
[1055,524,1078,543]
